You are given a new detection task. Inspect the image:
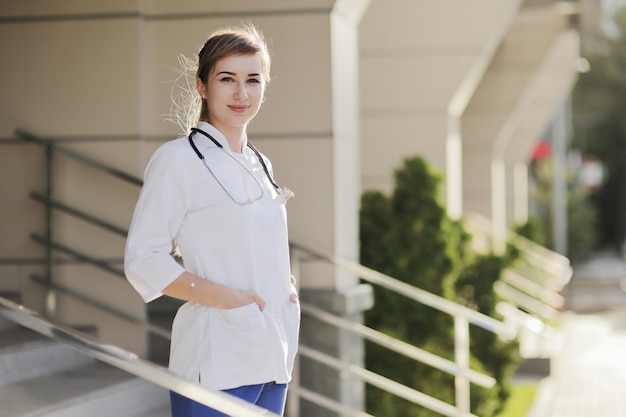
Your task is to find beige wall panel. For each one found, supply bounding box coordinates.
[55,290,147,354]
[53,154,140,232]
[0,144,46,258]
[257,137,334,251]
[4,19,140,136]
[463,150,493,219]
[140,19,216,138]
[463,149,493,194]
[300,260,335,289]
[360,55,473,110]
[0,264,46,307]
[0,141,46,315]
[461,111,509,147]
[54,263,147,352]
[466,70,534,109]
[64,140,164,180]
[251,15,333,136]
[255,136,335,288]
[0,24,27,136]
[493,14,565,67]
[361,115,446,194]
[55,265,144,320]
[464,196,492,221]
[361,0,520,50]
[53,212,126,259]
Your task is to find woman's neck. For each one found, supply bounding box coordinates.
[206,121,246,153]
[225,133,246,153]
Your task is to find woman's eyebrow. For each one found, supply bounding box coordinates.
[216,71,261,77]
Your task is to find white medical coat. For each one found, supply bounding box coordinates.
[124,122,299,390]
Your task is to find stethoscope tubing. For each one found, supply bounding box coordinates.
[188,127,280,191]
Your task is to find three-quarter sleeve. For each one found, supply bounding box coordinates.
[124,144,189,302]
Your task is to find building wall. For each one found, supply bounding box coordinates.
[359,0,523,198]
[0,0,364,349]
[462,2,579,235]
[360,0,579,239]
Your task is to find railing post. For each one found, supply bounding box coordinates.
[454,315,470,416]
[44,142,57,318]
[286,246,301,417]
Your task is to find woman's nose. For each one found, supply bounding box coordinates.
[234,82,249,100]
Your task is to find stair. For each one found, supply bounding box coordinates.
[0,313,170,417]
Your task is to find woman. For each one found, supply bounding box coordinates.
[124,24,299,417]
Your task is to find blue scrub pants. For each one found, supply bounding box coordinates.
[170,382,288,417]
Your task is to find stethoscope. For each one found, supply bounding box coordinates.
[188,127,294,205]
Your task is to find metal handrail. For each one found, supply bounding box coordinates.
[289,385,375,417]
[30,191,129,237]
[0,296,278,417]
[464,212,572,322]
[299,345,479,417]
[16,129,144,187]
[291,242,516,417]
[301,303,496,388]
[291,242,515,339]
[465,212,572,283]
[500,268,565,308]
[31,233,125,277]
[29,274,172,340]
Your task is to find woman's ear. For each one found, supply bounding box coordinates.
[196,77,206,99]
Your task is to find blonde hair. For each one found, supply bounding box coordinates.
[168,23,271,134]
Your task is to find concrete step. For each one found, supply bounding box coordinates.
[0,328,93,386]
[0,361,169,417]
[0,319,169,416]
[130,402,171,417]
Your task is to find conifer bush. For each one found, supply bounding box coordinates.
[360,156,520,417]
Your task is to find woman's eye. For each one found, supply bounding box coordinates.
[220,77,234,82]
[248,78,261,84]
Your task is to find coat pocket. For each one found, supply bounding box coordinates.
[207,303,272,372]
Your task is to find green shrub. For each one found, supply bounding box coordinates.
[360,156,520,417]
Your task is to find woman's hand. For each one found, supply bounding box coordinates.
[289,275,299,304]
[216,284,266,311]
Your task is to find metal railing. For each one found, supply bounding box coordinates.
[464,212,572,323]
[12,130,169,340]
[291,243,517,417]
[0,296,278,417]
[464,212,572,356]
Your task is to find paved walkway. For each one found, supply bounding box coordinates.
[528,252,626,417]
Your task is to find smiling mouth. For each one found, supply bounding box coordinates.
[229,105,249,113]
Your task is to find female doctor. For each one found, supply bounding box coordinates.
[124,24,300,417]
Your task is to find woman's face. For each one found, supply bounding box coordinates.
[199,53,265,135]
